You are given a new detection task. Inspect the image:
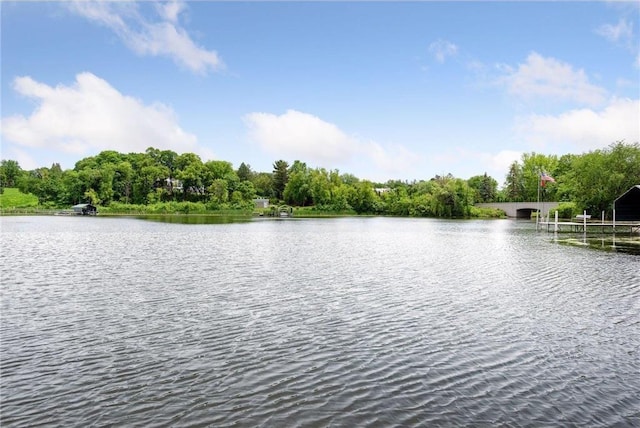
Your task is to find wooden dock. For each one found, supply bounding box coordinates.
[539,219,640,234]
[536,208,640,235]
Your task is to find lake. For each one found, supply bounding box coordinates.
[1,215,638,426]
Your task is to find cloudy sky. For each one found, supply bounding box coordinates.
[1,1,638,183]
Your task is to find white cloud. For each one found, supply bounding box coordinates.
[244,109,420,178]
[597,17,639,68]
[157,0,185,24]
[365,141,422,175]
[432,148,522,182]
[499,52,608,106]
[244,110,359,162]
[487,149,523,174]
[1,72,209,160]
[69,0,223,74]
[596,18,633,43]
[428,39,458,63]
[515,97,639,151]
[1,146,40,171]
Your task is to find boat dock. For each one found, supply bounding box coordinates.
[539,220,640,233]
[535,185,640,236]
[538,212,640,234]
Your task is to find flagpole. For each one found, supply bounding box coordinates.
[542,183,545,223]
[540,171,547,224]
[537,171,541,230]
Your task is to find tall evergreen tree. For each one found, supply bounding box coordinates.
[237,162,253,182]
[272,160,289,200]
[504,161,525,202]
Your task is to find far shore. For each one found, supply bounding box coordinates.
[0,208,500,220]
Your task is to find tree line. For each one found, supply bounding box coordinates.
[1,141,638,217]
[502,141,640,215]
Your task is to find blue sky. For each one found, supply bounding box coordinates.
[1,1,639,183]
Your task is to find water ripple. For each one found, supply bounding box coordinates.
[1,217,639,427]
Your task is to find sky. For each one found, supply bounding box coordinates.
[1,1,639,184]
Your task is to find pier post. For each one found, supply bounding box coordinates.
[554,210,558,232]
[613,209,616,232]
[583,210,587,232]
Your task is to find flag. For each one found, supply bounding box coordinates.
[540,172,555,187]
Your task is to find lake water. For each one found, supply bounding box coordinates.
[1,216,639,427]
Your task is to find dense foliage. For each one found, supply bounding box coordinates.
[502,142,640,216]
[1,142,638,217]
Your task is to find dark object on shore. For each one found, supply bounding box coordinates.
[72,203,98,216]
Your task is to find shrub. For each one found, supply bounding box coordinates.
[555,202,577,219]
[469,206,506,218]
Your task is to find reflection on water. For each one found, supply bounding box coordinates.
[135,214,254,225]
[1,216,639,427]
[554,233,640,255]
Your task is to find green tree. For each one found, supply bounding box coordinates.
[84,188,100,205]
[565,141,640,215]
[133,163,169,204]
[60,170,83,205]
[204,160,239,198]
[309,168,332,206]
[176,153,205,201]
[208,179,229,204]
[288,160,307,174]
[72,150,136,205]
[74,155,98,171]
[98,164,115,204]
[340,173,359,186]
[113,161,134,203]
[410,193,436,217]
[19,165,64,205]
[504,161,525,202]
[272,160,289,200]
[449,178,473,217]
[77,167,104,204]
[329,183,352,211]
[553,154,577,202]
[468,173,497,203]
[0,160,23,188]
[426,177,472,217]
[146,148,178,176]
[413,179,439,197]
[235,180,257,202]
[284,163,311,206]
[94,150,123,167]
[204,160,236,181]
[252,172,274,198]
[606,141,640,197]
[347,180,378,214]
[380,186,411,216]
[237,162,253,182]
[520,152,558,201]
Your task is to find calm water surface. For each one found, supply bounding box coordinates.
[1,216,639,427]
